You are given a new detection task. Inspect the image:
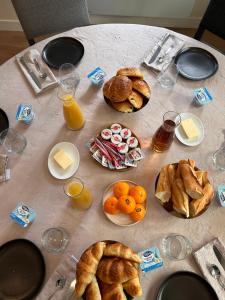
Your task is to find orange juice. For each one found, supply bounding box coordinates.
[66,181,92,210]
[63,95,85,130]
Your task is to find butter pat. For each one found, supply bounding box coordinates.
[181,118,199,139]
[53,149,73,170]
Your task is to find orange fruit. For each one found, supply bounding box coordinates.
[113,182,129,198]
[104,196,120,215]
[118,195,136,214]
[130,204,146,221]
[129,185,147,203]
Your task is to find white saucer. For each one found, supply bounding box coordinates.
[48,142,80,179]
[175,112,204,146]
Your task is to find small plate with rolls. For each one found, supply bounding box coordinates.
[103,67,151,113]
[74,240,142,300]
[155,159,214,219]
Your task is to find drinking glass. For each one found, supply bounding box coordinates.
[212,147,225,171]
[0,128,27,154]
[58,63,80,91]
[152,111,181,152]
[161,233,192,260]
[157,60,179,89]
[64,177,93,210]
[41,227,70,254]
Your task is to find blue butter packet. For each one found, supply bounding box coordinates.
[193,87,213,106]
[10,203,36,228]
[216,185,225,206]
[87,67,106,85]
[16,103,35,125]
[138,246,163,273]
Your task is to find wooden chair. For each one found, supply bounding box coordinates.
[194,0,225,41]
[11,0,91,45]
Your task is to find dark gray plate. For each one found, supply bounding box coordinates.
[0,108,9,134]
[175,47,218,80]
[156,271,218,300]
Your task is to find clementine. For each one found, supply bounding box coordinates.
[118,195,136,214]
[130,204,146,221]
[113,181,129,198]
[129,185,147,203]
[104,196,120,215]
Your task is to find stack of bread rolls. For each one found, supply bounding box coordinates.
[155,159,214,218]
[74,241,142,300]
[103,68,151,113]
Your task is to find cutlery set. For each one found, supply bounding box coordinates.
[208,245,225,289]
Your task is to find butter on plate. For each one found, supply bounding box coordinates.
[181,118,199,140]
[53,149,73,170]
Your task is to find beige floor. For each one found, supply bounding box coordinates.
[0,28,224,65]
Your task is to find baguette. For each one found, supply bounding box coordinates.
[190,183,214,216]
[155,165,171,203]
[180,164,203,199]
[172,178,190,218]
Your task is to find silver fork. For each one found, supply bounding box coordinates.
[47,277,67,300]
[34,58,48,79]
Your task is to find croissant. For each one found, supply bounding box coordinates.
[85,276,101,300]
[103,242,141,263]
[123,276,142,297]
[97,257,138,284]
[99,281,127,300]
[75,242,105,298]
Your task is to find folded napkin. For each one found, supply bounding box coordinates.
[194,238,225,300]
[144,33,185,72]
[16,49,58,94]
[0,154,10,183]
[36,254,77,300]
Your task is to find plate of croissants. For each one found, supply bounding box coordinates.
[103,67,151,113]
[155,159,214,219]
[74,241,142,299]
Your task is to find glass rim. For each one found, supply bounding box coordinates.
[57,86,75,102]
[163,111,181,126]
[64,177,84,198]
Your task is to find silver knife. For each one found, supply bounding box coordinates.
[148,33,170,64]
[20,57,42,89]
[213,245,225,272]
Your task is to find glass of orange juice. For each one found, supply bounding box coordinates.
[64,177,93,210]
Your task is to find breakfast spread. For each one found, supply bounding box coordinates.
[53,149,73,170]
[103,67,151,112]
[181,118,199,140]
[155,159,214,218]
[87,123,144,170]
[74,241,143,299]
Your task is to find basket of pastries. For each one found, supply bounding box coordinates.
[155,159,214,218]
[103,68,151,113]
[74,241,142,299]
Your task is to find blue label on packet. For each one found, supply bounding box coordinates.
[193,87,213,106]
[16,104,35,124]
[216,185,225,207]
[10,203,36,227]
[138,246,163,273]
[87,67,106,85]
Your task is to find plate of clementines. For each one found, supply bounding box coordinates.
[103,180,147,226]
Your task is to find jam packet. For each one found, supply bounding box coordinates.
[16,103,35,124]
[10,203,36,227]
[87,67,106,85]
[138,246,163,273]
[216,185,225,207]
[193,87,213,106]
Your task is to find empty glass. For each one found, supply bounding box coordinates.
[0,128,27,154]
[58,63,80,91]
[161,233,192,260]
[212,147,225,171]
[41,227,70,254]
[157,60,179,89]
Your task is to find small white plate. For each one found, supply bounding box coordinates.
[48,142,80,179]
[175,112,204,146]
[102,180,147,227]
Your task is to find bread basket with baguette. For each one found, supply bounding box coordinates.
[103,67,151,113]
[155,159,214,219]
[73,240,142,299]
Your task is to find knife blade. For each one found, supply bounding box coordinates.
[148,33,170,64]
[20,57,42,89]
[213,245,225,272]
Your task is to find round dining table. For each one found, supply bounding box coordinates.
[0,24,225,299]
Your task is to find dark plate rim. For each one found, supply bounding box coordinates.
[0,238,46,300]
[0,108,9,133]
[156,271,219,300]
[174,47,219,81]
[42,36,84,69]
